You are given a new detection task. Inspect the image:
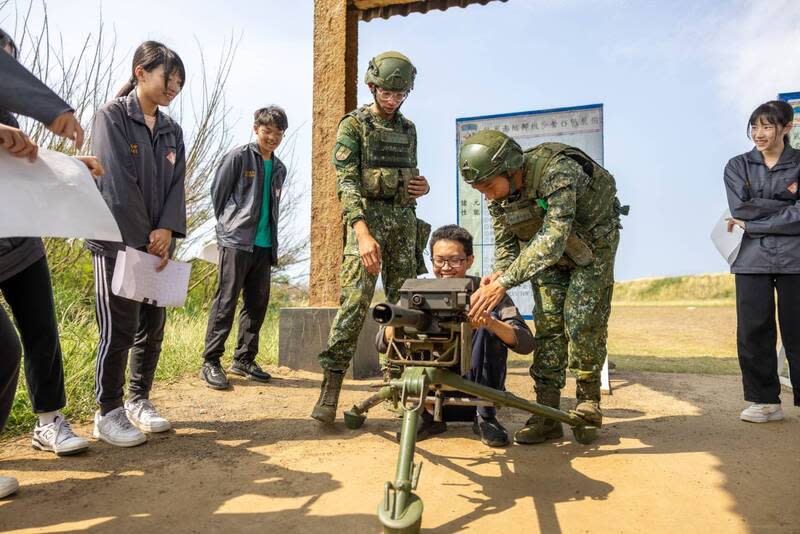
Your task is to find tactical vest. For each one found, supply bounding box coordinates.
[348,106,417,206]
[501,143,620,267]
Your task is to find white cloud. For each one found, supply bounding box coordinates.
[709,0,800,117]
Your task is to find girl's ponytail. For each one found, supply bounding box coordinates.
[115,74,137,99]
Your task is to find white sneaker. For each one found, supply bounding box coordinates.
[125,399,171,433]
[740,403,784,423]
[32,413,90,456]
[0,476,18,499]
[93,407,147,447]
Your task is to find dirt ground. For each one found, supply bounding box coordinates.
[1,366,798,534]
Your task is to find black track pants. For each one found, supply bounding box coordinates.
[735,274,800,406]
[93,253,166,415]
[203,246,272,364]
[0,256,66,413]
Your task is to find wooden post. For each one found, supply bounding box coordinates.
[310,0,359,306]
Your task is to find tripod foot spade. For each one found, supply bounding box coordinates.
[378,491,423,534]
[343,409,367,429]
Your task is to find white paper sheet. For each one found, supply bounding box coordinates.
[0,148,121,241]
[710,209,744,266]
[196,240,219,264]
[111,247,192,307]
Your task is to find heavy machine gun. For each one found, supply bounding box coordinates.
[342,278,599,534]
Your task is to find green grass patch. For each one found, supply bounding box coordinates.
[2,306,282,437]
[614,273,734,303]
[2,241,297,438]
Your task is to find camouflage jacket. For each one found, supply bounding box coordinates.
[490,149,618,289]
[331,105,417,227]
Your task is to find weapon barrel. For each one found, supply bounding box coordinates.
[372,303,431,331]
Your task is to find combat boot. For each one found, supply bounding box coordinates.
[514,387,564,445]
[574,380,602,427]
[311,370,345,424]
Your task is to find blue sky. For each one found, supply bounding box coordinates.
[3,0,800,282]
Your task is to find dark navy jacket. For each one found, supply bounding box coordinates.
[725,145,800,274]
[0,51,72,124]
[86,91,186,257]
[211,142,287,263]
[0,50,73,281]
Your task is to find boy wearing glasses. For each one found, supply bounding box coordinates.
[311,51,431,423]
[200,106,288,390]
[376,225,535,447]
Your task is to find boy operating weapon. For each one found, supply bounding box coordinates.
[376,225,534,447]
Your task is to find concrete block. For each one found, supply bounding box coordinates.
[278,307,381,379]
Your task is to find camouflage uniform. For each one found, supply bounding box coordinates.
[317,105,420,372]
[488,144,621,398]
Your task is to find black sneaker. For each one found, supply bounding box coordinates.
[472,414,509,447]
[229,360,271,383]
[201,361,229,390]
[395,410,447,442]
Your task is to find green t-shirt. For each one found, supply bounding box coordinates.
[254,158,273,248]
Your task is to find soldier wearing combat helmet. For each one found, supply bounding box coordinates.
[311,52,431,424]
[460,129,626,443]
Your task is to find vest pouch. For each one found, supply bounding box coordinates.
[504,198,544,241]
[564,234,594,266]
[379,167,400,198]
[362,168,383,198]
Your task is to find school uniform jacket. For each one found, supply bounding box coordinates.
[86,91,187,257]
[0,51,73,282]
[211,142,287,264]
[725,145,800,274]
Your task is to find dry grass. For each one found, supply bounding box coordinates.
[613,273,735,306]
[509,305,740,375]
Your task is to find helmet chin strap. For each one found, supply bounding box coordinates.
[506,170,520,198]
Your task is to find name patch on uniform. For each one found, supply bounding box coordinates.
[244,170,256,178]
[166,151,176,165]
[788,182,798,194]
[130,144,139,155]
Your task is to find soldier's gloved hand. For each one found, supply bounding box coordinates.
[408,175,430,199]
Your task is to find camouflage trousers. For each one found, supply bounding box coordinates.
[530,226,620,391]
[317,202,417,371]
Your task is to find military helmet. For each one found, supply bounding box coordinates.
[365,51,416,92]
[459,129,524,184]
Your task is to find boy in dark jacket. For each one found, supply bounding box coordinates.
[200,107,288,389]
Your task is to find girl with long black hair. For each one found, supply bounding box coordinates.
[87,41,187,447]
